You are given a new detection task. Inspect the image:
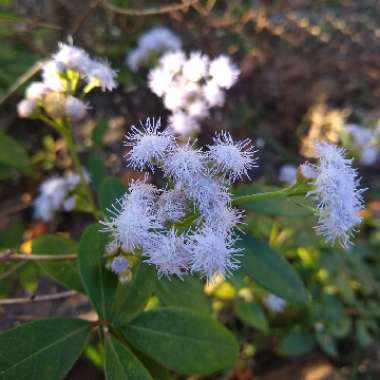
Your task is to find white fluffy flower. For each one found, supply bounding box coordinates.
[41,60,64,91]
[17,99,36,118]
[209,55,240,89]
[203,80,225,107]
[264,294,286,313]
[64,96,88,120]
[126,27,182,71]
[144,229,189,278]
[86,59,117,91]
[111,256,129,274]
[182,52,209,82]
[345,124,373,148]
[159,50,186,74]
[168,112,200,136]
[188,228,241,282]
[157,189,187,223]
[186,100,209,119]
[163,86,189,111]
[25,82,48,100]
[361,146,378,166]
[306,142,364,249]
[278,164,297,184]
[208,131,256,182]
[162,142,205,184]
[125,117,173,171]
[53,42,91,74]
[148,67,174,97]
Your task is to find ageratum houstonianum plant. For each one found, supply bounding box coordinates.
[3,42,367,380]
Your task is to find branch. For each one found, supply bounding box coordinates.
[0,60,44,106]
[102,0,200,16]
[0,291,77,306]
[0,251,77,262]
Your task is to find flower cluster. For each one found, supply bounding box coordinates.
[126,27,182,72]
[148,51,240,136]
[18,42,117,120]
[342,123,380,166]
[34,172,89,222]
[278,164,297,184]
[302,142,364,249]
[101,117,256,282]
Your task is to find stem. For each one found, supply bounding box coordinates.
[232,186,308,204]
[0,251,77,262]
[0,291,77,306]
[63,125,100,219]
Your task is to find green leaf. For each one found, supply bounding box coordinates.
[239,235,309,305]
[0,317,92,380]
[235,299,268,333]
[112,262,156,325]
[122,308,239,375]
[78,224,118,319]
[87,151,107,191]
[105,335,153,380]
[32,235,83,292]
[92,119,108,147]
[0,131,33,175]
[278,327,315,356]
[316,331,337,357]
[98,177,128,216]
[156,276,209,313]
[0,217,24,250]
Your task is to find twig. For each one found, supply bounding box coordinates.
[0,251,77,262]
[102,0,200,16]
[0,60,44,106]
[0,291,77,306]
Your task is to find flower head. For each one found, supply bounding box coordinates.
[209,55,240,89]
[306,142,364,249]
[125,117,173,171]
[208,131,257,182]
[111,256,129,274]
[188,228,241,282]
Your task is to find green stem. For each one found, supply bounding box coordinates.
[232,186,308,204]
[63,127,100,219]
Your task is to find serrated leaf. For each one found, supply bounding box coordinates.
[156,276,209,313]
[78,224,118,319]
[32,235,83,292]
[239,235,309,305]
[235,299,268,333]
[98,177,128,216]
[122,308,239,375]
[112,262,156,325]
[105,335,153,380]
[0,318,91,380]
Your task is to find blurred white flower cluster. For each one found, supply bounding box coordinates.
[18,42,117,120]
[148,51,240,136]
[342,123,380,166]
[101,117,256,282]
[34,171,89,222]
[301,142,364,249]
[126,27,182,72]
[264,294,287,313]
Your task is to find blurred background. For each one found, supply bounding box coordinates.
[1,1,380,379]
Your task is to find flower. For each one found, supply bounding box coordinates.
[64,96,88,120]
[207,131,257,182]
[111,256,129,274]
[278,164,297,184]
[17,99,36,118]
[102,118,252,281]
[86,59,117,91]
[188,228,241,282]
[162,142,205,184]
[125,117,173,171]
[264,294,286,313]
[209,55,240,89]
[306,142,364,249]
[148,50,239,136]
[143,228,189,278]
[126,27,182,71]
[25,82,48,100]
